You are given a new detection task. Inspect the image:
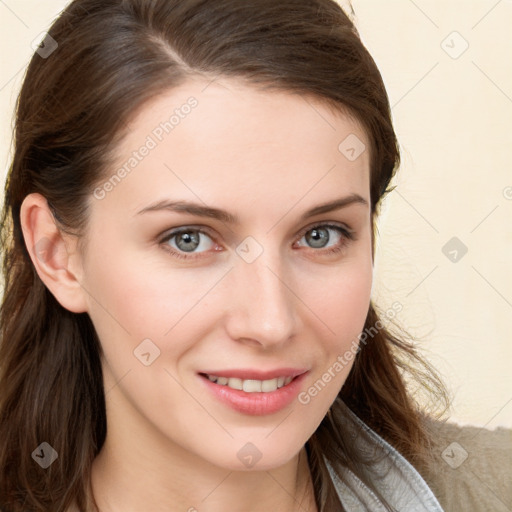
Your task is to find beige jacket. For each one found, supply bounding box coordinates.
[420,418,512,512]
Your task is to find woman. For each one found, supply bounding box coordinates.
[0,1,450,510]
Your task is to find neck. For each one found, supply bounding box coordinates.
[89,409,317,512]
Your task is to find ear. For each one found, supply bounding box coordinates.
[19,192,88,313]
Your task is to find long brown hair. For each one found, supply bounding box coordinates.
[0,1,447,510]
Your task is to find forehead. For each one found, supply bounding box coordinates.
[95,78,370,218]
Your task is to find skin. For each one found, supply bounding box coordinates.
[20,78,373,512]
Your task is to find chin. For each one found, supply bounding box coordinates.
[199,433,309,472]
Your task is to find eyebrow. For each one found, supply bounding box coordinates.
[135,193,368,224]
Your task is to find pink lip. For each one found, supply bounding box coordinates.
[199,368,307,380]
[198,370,309,416]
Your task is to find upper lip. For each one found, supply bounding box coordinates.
[199,368,308,380]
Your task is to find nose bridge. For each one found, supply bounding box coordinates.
[226,243,298,346]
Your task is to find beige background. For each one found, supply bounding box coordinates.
[1,1,511,428]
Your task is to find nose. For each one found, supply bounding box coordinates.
[224,248,299,349]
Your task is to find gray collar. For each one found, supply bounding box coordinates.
[323,407,444,511]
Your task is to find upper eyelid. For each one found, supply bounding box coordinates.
[296,220,353,236]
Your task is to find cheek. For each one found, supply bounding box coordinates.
[330,270,372,341]
[295,261,372,414]
[313,269,371,372]
[83,245,228,359]
[297,248,373,342]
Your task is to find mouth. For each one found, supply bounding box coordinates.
[197,368,309,415]
[199,373,296,393]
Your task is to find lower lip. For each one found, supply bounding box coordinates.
[198,372,308,416]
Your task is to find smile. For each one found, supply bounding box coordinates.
[203,374,294,392]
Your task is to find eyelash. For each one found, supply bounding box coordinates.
[159,223,356,261]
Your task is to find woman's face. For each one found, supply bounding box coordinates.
[80,78,373,470]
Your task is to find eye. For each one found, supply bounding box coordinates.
[160,227,218,260]
[294,223,355,255]
[159,223,356,261]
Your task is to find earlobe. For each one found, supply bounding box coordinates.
[19,192,88,313]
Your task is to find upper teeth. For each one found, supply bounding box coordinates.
[206,374,293,392]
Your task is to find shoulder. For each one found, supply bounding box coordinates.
[419,417,512,512]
